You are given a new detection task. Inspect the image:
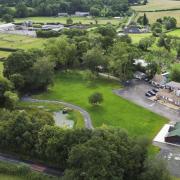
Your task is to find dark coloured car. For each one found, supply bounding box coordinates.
[145,92,152,97]
[148,91,156,96]
[152,88,159,93]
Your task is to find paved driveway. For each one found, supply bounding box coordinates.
[114,79,180,122]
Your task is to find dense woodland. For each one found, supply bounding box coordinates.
[0,0,135,17]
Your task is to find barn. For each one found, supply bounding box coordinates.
[165,122,180,144]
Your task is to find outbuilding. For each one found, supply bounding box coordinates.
[165,122,180,144]
[0,23,15,31]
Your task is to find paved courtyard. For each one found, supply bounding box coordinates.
[114,79,180,122]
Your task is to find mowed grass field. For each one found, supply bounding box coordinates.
[136,11,180,26]
[15,16,122,25]
[132,0,180,11]
[36,71,167,139]
[0,33,47,58]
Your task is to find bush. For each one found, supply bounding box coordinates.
[88,92,103,105]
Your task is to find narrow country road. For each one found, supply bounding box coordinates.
[21,97,94,129]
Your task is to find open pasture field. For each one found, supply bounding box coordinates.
[0,33,47,58]
[15,16,122,25]
[132,0,180,11]
[36,71,167,139]
[136,10,180,26]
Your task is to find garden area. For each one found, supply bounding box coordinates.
[36,71,167,139]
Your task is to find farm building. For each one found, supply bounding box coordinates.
[42,24,64,31]
[75,11,90,16]
[151,74,167,87]
[166,81,180,90]
[124,26,141,33]
[165,122,180,144]
[0,23,15,31]
[58,13,68,16]
[156,89,180,107]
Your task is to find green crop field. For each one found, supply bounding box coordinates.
[15,16,122,25]
[132,0,180,11]
[167,29,180,36]
[0,33,47,58]
[136,10,180,26]
[36,71,167,139]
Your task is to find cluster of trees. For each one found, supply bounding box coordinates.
[0,77,18,109]
[0,0,131,18]
[151,16,177,36]
[4,49,55,93]
[0,109,170,180]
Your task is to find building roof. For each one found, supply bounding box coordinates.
[157,89,180,102]
[166,81,180,90]
[133,59,148,67]
[0,23,15,28]
[167,122,180,137]
[152,74,166,85]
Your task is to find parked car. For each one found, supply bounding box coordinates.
[144,78,149,82]
[148,91,156,96]
[152,88,159,93]
[145,92,152,97]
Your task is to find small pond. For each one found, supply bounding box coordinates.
[53,111,74,129]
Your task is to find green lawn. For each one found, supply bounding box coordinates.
[15,16,122,25]
[0,175,23,180]
[129,33,152,43]
[0,33,47,58]
[36,71,167,139]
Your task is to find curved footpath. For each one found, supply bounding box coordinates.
[21,97,94,129]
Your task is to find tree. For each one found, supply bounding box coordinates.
[83,47,107,73]
[88,92,103,105]
[90,7,100,17]
[137,13,149,25]
[109,42,140,81]
[170,63,180,82]
[44,37,77,69]
[30,57,55,91]
[4,91,18,110]
[163,16,177,30]
[1,14,14,23]
[151,22,162,36]
[15,3,28,18]
[157,35,172,51]
[139,36,155,51]
[66,17,73,25]
[142,13,149,25]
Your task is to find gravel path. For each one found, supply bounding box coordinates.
[21,97,94,129]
